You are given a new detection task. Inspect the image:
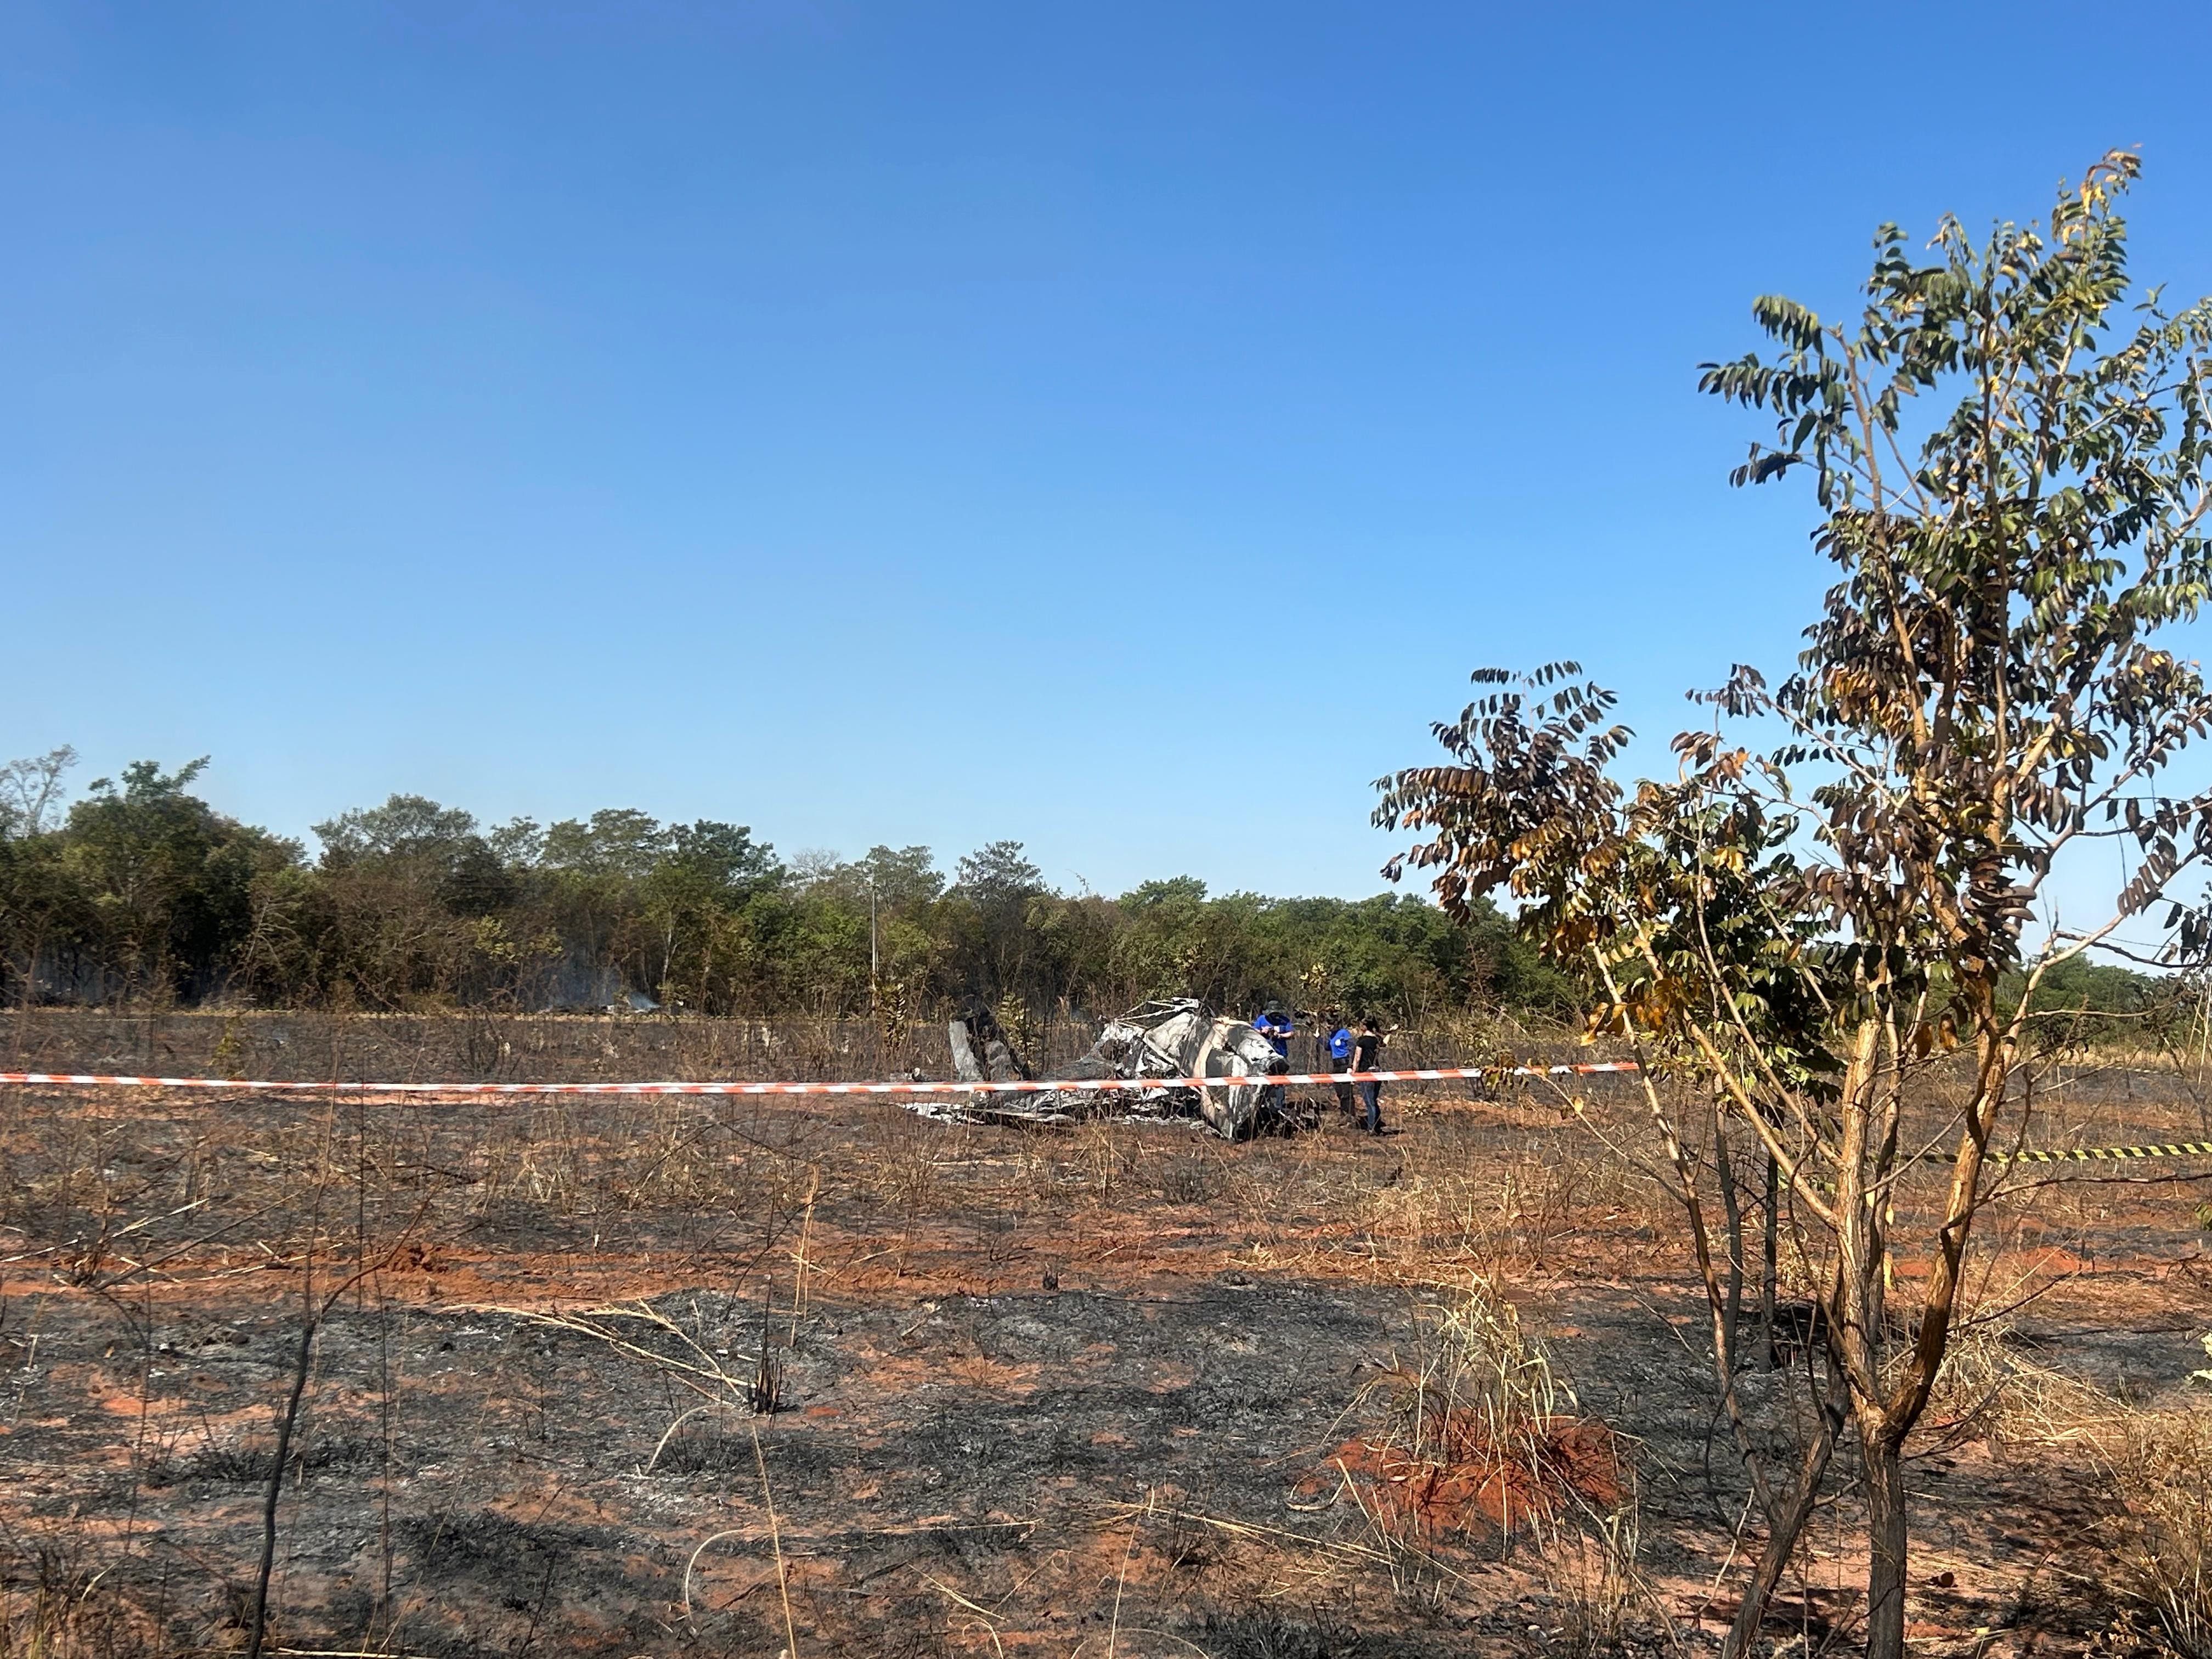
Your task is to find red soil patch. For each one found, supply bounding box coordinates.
[1304,1416,1624,1539]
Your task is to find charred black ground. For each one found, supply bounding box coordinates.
[3,1013,2209,1655]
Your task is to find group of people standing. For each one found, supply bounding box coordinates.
[1250,1005,1388,1135]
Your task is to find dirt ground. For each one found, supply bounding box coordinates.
[4,1021,2211,1656]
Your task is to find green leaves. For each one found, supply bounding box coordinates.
[1374,664,1633,927]
[1381,151,2212,1076]
[1752,295,1826,352]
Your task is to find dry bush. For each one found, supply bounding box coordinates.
[1307,1277,1570,1607]
[1917,1317,2130,1455]
[1338,1164,1489,1268]
[1355,1250,1657,1650]
[1322,1278,1653,1639]
[2104,1396,2212,1658]
[1317,1132,1639,1283]
[0,1544,163,1659]
[1346,1279,1617,1547]
[1384,1277,1570,1489]
[1915,1322,2212,1657]
[1538,1500,1652,1657]
[466,1102,588,1213]
[855,1109,950,1215]
[1144,1144,1225,1206]
[583,1101,777,1214]
[442,1095,793,1220]
[1071,1118,1137,1203]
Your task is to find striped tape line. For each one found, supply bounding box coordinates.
[0,1063,1638,1098]
[4,1069,2203,1166]
[1993,1139,2212,1165]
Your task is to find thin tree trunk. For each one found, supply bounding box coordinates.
[1862,1426,1909,1659]
[245,1314,318,1659]
[1725,1349,1848,1659]
[1761,1151,1780,1370]
[241,1231,403,1659]
[1715,1109,1747,1367]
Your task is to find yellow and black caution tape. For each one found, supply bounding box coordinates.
[1805,1140,2212,1186]
[1994,1139,2212,1165]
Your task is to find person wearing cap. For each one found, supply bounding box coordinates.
[1252,1001,1294,1120]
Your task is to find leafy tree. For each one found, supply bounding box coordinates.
[0,826,87,1007]
[301,795,512,1004]
[313,795,479,864]
[486,816,546,867]
[953,840,1045,912]
[662,821,781,895]
[1110,876,1220,1002]
[64,759,300,1002]
[637,822,781,1006]
[0,747,84,1006]
[0,746,77,840]
[951,840,1048,1001]
[839,844,945,910]
[1377,154,2212,1658]
[314,794,515,917]
[541,809,668,879]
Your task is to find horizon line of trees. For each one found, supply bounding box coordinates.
[0,747,1575,1023]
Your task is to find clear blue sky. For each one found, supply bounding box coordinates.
[9,2,2212,904]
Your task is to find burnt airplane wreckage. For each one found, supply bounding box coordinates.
[940,998,1290,1141]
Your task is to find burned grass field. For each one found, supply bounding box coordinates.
[3,1014,2212,1656]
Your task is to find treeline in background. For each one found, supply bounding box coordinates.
[2,747,2187,1047]
[0,749,1573,1024]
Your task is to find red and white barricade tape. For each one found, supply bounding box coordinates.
[0,1062,1638,1098]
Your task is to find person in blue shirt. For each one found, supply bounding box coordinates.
[1252,1002,1294,1121]
[1319,1012,1356,1119]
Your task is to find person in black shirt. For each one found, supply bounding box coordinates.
[1352,1017,1384,1134]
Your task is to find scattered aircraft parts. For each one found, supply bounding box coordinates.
[941,997,1285,1141]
